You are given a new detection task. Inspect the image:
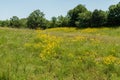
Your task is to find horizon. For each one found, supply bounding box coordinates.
[0,0,119,20]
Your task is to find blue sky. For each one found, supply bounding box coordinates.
[0,0,119,20]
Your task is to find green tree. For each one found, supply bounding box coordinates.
[0,20,10,27]
[50,17,58,28]
[107,2,120,26]
[19,18,27,28]
[76,11,92,28]
[67,4,87,27]
[91,9,107,27]
[57,15,69,27]
[27,9,47,29]
[10,16,21,28]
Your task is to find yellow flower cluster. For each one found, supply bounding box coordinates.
[25,29,62,60]
[35,30,61,60]
[73,36,86,41]
[70,35,86,42]
[81,28,98,33]
[102,55,120,65]
[47,27,76,32]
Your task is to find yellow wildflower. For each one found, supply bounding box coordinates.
[103,55,117,65]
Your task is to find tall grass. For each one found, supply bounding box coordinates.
[0,27,120,80]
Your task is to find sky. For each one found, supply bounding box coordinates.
[0,0,119,20]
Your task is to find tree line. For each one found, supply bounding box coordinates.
[0,2,120,29]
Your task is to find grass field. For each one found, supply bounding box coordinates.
[0,27,120,80]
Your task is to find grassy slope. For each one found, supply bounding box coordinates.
[0,27,120,80]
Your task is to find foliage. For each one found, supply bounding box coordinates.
[91,9,107,27]
[27,9,47,29]
[57,15,69,27]
[107,2,120,26]
[50,16,58,28]
[10,16,21,28]
[0,20,10,27]
[19,18,27,28]
[67,4,87,27]
[76,11,92,28]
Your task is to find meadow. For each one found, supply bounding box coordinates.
[0,27,120,80]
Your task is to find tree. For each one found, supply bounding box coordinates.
[10,16,21,28]
[91,9,107,27]
[0,20,10,27]
[19,18,27,28]
[50,17,58,28]
[57,15,69,27]
[27,9,47,29]
[107,2,120,26]
[67,4,87,27]
[76,11,92,28]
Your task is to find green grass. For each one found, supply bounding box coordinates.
[0,27,120,80]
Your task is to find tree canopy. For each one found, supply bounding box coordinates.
[107,2,120,26]
[0,2,120,29]
[10,16,21,28]
[91,9,107,27]
[27,9,47,29]
[67,4,87,27]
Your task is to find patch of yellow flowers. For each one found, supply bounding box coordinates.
[25,29,62,60]
[47,27,76,32]
[25,28,120,66]
[81,28,98,33]
[73,36,86,41]
[95,55,120,65]
[102,55,120,65]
